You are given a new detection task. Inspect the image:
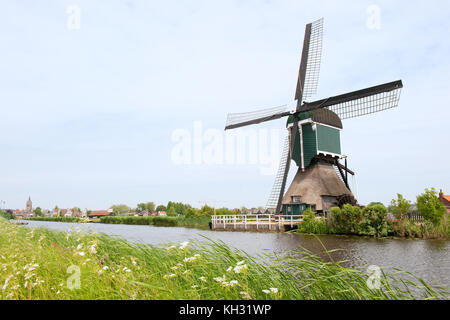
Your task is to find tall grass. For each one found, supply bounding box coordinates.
[0,219,448,300]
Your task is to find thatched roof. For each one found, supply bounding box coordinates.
[282,162,352,211]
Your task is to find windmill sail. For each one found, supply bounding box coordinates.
[302,80,403,120]
[225,105,289,130]
[266,136,290,209]
[302,18,324,99]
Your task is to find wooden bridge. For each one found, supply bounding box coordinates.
[211,215,304,232]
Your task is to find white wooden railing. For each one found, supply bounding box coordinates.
[211,214,304,230]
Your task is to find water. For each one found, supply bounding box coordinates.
[24,220,450,287]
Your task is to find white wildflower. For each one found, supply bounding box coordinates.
[199,276,207,282]
[270,288,278,294]
[2,275,13,291]
[240,291,252,299]
[233,264,248,274]
[179,241,190,250]
[262,289,271,294]
[226,266,232,272]
[214,275,226,282]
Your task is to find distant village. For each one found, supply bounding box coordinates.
[10,197,169,219]
[4,190,450,220]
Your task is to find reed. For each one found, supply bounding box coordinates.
[0,219,448,300]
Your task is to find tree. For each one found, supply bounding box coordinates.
[0,210,13,220]
[390,194,411,220]
[156,205,167,212]
[167,207,176,217]
[34,207,43,217]
[241,207,248,215]
[184,207,196,218]
[137,202,155,213]
[167,202,189,215]
[417,188,446,226]
[369,202,384,207]
[216,208,231,216]
[109,204,131,216]
[198,205,215,217]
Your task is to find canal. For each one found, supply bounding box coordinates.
[24,220,450,287]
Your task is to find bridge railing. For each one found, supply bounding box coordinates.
[212,214,304,230]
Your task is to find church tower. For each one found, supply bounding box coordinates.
[26,196,32,212]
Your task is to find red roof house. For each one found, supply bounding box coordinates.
[88,210,113,218]
[439,190,450,214]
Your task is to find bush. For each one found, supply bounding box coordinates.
[330,205,361,234]
[359,205,391,237]
[330,204,392,237]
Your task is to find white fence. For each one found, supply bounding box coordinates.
[212,214,304,230]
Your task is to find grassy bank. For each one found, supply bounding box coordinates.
[26,216,82,223]
[0,219,448,300]
[24,215,211,229]
[296,206,450,240]
[99,215,211,229]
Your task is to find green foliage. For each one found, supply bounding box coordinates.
[184,207,196,218]
[197,205,214,217]
[156,205,167,212]
[33,207,43,217]
[167,207,176,217]
[297,209,331,235]
[167,202,189,215]
[390,194,411,220]
[26,216,81,223]
[137,202,155,213]
[368,202,384,207]
[0,210,13,220]
[328,204,391,237]
[417,188,446,226]
[240,207,248,215]
[215,208,231,216]
[330,205,361,234]
[302,209,315,223]
[359,205,391,237]
[99,215,209,228]
[109,204,131,216]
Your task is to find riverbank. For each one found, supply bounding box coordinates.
[296,206,450,240]
[25,216,211,229]
[1,219,448,300]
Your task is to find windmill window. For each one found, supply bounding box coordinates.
[292,196,302,203]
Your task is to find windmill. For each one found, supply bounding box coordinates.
[224,18,403,215]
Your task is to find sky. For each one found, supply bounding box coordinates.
[0,0,449,210]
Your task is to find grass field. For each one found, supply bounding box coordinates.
[0,219,448,300]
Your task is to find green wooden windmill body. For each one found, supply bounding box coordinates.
[287,109,343,169]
